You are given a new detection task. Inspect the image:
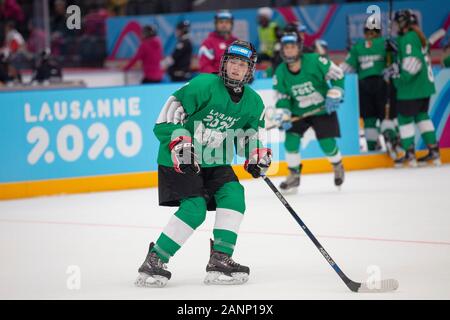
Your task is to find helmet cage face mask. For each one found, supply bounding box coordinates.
[219,43,256,89]
[280,33,302,64]
[394,10,413,33]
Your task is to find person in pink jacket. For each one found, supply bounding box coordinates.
[198,10,238,74]
[123,25,164,84]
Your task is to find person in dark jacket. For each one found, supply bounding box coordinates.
[163,20,193,82]
[31,49,62,84]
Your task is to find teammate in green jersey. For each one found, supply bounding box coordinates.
[270,32,345,193]
[341,16,400,157]
[386,10,440,166]
[135,40,272,287]
[443,43,450,68]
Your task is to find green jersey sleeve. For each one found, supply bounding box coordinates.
[153,74,212,149]
[273,64,291,109]
[345,45,358,71]
[316,54,345,90]
[395,32,424,85]
[393,31,435,99]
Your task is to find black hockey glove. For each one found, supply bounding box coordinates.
[169,136,200,175]
[244,148,272,178]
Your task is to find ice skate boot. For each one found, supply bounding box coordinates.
[135,242,171,288]
[332,161,345,189]
[279,165,302,194]
[417,145,441,166]
[204,240,249,285]
[384,132,401,160]
[394,147,417,168]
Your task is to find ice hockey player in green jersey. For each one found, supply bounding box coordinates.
[134,40,272,287]
[386,9,440,166]
[341,15,400,158]
[271,32,345,194]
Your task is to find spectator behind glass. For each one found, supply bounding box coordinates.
[123,25,164,84]
[31,49,62,84]
[50,0,69,56]
[83,4,110,37]
[3,20,25,54]
[107,0,128,16]
[51,0,68,35]
[27,20,47,55]
[0,0,25,24]
[0,50,22,85]
[257,7,279,64]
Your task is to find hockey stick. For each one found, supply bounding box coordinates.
[260,174,399,293]
[265,106,326,130]
[384,0,393,121]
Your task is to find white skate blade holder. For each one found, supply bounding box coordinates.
[204,272,249,285]
[135,273,169,288]
[356,279,399,293]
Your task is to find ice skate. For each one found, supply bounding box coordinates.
[204,240,249,285]
[279,166,301,194]
[384,133,402,161]
[417,145,441,166]
[332,161,345,189]
[394,147,417,168]
[135,242,171,288]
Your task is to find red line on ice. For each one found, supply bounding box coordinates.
[1,218,450,247]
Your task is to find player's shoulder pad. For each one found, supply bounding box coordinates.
[274,62,287,76]
[304,52,331,67]
[244,85,265,114]
[405,30,420,44]
[303,52,321,60]
[355,38,366,46]
[203,32,216,43]
[188,73,220,89]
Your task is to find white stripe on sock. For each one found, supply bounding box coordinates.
[380,119,396,132]
[214,208,244,235]
[417,119,435,134]
[399,123,415,139]
[328,151,342,164]
[162,215,194,246]
[286,152,301,168]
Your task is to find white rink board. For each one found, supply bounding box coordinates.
[0,166,450,299]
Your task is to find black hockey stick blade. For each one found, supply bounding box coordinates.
[261,175,399,293]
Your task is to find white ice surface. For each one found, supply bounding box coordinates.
[1,166,450,299]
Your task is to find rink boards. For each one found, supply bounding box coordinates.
[1,72,449,200]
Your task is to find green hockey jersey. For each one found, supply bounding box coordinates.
[273,53,345,117]
[345,37,387,79]
[394,30,436,100]
[153,73,265,167]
